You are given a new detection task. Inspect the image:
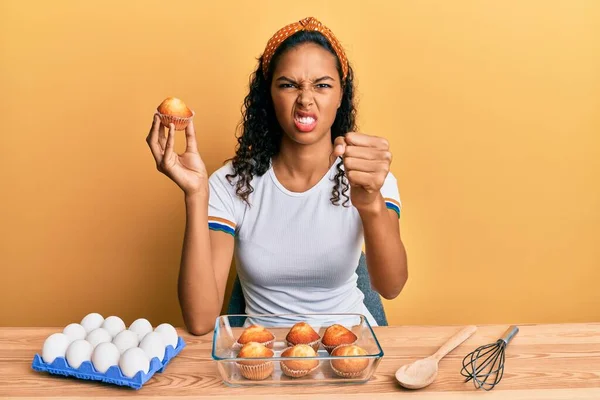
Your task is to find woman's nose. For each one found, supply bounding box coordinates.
[296,88,314,107]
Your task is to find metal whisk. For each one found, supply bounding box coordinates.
[460,325,519,390]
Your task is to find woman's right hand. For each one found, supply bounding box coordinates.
[146,114,208,196]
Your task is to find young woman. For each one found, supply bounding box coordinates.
[146,17,408,335]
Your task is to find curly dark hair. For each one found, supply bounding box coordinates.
[226,30,357,206]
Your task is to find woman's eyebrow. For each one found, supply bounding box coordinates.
[275,76,336,84]
[275,76,297,84]
[314,76,335,83]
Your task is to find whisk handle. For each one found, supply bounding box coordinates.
[500,325,519,345]
[432,325,478,361]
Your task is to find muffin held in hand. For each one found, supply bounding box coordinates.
[321,324,357,354]
[280,344,320,378]
[235,325,275,349]
[286,322,321,352]
[330,344,369,378]
[156,97,194,130]
[236,342,274,380]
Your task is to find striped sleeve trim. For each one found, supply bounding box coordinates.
[384,198,401,219]
[208,217,236,236]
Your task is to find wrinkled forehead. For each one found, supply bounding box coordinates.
[271,43,340,81]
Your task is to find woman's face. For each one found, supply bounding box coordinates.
[270,43,343,146]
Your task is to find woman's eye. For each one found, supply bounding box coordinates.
[316,84,332,89]
[279,83,296,89]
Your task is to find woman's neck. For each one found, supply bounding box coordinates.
[272,134,334,192]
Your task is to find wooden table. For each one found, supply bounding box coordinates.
[1,324,599,399]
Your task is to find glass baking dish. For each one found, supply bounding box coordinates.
[211,313,384,387]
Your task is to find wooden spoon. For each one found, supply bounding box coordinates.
[395,325,477,389]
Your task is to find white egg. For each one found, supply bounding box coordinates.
[80,313,104,333]
[42,333,70,364]
[112,330,139,354]
[119,347,150,378]
[65,339,93,369]
[101,316,126,338]
[63,323,87,342]
[86,328,112,348]
[154,323,178,349]
[91,342,120,373]
[139,331,166,362]
[128,318,153,342]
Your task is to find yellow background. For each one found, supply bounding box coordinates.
[1,0,599,327]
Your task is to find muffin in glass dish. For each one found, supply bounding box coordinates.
[321,324,357,354]
[235,325,275,349]
[285,322,321,352]
[330,344,369,378]
[280,344,320,378]
[235,342,274,380]
[156,97,194,130]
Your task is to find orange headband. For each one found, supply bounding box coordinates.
[261,17,349,81]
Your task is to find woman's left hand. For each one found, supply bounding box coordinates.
[330,132,393,212]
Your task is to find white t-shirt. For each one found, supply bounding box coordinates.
[208,160,402,327]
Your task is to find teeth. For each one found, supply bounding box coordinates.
[296,116,315,124]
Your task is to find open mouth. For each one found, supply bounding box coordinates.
[294,110,318,132]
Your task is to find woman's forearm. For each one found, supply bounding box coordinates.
[177,192,221,335]
[359,193,408,299]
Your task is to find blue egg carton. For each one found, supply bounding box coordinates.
[31,336,185,390]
